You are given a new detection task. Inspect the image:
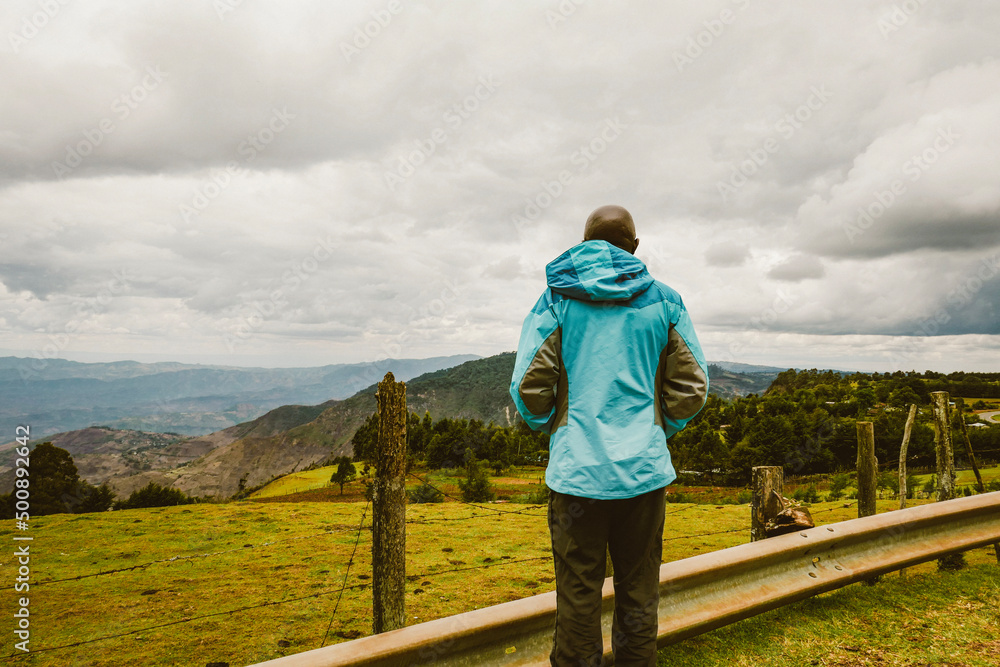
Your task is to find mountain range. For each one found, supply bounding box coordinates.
[0,354,784,500]
[0,354,478,439]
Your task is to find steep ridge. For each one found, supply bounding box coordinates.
[153,353,520,498]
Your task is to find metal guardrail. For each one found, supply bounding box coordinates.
[251,492,1000,667]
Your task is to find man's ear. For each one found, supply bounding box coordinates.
[632,238,640,253]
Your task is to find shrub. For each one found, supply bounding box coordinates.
[735,489,752,505]
[114,482,196,510]
[829,473,851,496]
[458,449,495,503]
[791,486,819,503]
[408,483,444,504]
[525,485,550,505]
[922,475,937,496]
[877,471,899,496]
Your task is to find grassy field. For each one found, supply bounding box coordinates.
[911,465,1000,489]
[250,464,554,502]
[2,479,998,665]
[249,466,343,499]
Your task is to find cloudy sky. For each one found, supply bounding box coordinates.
[1,0,999,373]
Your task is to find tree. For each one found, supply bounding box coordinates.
[485,430,512,475]
[75,482,116,513]
[351,413,379,464]
[30,442,82,515]
[458,448,495,502]
[330,457,357,494]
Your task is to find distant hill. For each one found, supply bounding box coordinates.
[0,354,479,439]
[146,353,521,498]
[709,361,788,375]
[2,353,786,498]
[708,364,781,398]
[0,400,338,496]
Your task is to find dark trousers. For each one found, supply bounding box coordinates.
[547,487,666,667]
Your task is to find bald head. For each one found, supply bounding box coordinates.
[583,205,639,254]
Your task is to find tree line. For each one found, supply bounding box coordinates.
[669,369,1000,485]
[349,369,1000,488]
[352,411,550,473]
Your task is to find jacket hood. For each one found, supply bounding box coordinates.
[545,240,654,302]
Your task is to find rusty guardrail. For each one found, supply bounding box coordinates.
[251,491,1000,667]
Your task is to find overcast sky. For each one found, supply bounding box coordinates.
[1,0,999,373]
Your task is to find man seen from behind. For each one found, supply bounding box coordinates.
[510,204,709,666]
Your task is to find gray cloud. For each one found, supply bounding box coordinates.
[705,241,751,268]
[2,0,1000,371]
[767,255,825,282]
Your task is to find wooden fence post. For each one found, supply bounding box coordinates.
[856,421,880,584]
[955,399,986,494]
[898,404,917,511]
[750,466,783,542]
[931,391,965,570]
[856,421,877,520]
[954,399,999,564]
[897,404,917,577]
[373,372,407,633]
[931,392,956,502]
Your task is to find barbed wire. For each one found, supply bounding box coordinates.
[0,579,372,660]
[662,526,747,542]
[809,500,858,516]
[5,493,760,591]
[321,499,369,648]
[0,496,871,661]
[0,523,362,590]
[664,504,695,517]
[0,552,553,661]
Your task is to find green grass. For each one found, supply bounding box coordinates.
[912,465,1000,488]
[2,490,997,666]
[659,563,1000,666]
[250,465,341,499]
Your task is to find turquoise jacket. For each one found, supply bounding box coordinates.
[509,241,709,499]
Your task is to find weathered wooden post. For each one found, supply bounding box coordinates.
[856,421,877,519]
[955,399,986,495]
[954,399,999,564]
[931,392,956,501]
[931,391,965,570]
[898,404,917,511]
[856,421,880,584]
[897,404,917,577]
[373,372,407,633]
[750,466,783,542]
